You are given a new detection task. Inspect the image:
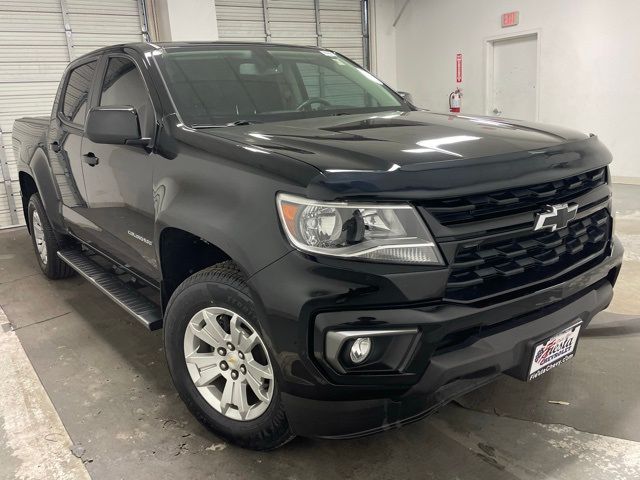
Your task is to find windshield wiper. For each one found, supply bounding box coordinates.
[191,120,263,129]
[226,119,263,126]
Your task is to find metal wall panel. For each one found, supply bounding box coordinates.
[215,0,365,62]
[318,0,365,65]
[66,0,145,58]
[269,0,316,46]
[0,1,66,227]
[216,0,267,41]
[0,0,147,227]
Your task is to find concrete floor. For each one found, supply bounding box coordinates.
[1,184,639,479]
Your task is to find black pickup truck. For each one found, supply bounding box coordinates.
[13,42,622,450]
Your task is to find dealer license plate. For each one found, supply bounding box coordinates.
[528,322,582,381]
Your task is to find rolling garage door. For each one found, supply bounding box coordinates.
[215,0,368,67]
[0,0,149,228]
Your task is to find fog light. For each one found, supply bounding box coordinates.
[349,337,372,364]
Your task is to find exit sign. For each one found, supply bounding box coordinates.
[501,11,519,27]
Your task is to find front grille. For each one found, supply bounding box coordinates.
[446,209,611,302]
[421,167,606,225]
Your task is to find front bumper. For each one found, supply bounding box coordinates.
[248,236,623,438]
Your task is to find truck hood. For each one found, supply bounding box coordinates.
[200,110,610,200]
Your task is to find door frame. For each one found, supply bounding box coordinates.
[484,29,541,120]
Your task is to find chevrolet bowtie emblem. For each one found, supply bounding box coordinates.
[533,203,578,232]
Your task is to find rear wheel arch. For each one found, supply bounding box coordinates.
[19,172,38,230]
[21,148,64,233]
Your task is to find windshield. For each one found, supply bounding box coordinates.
[157,45,408,127]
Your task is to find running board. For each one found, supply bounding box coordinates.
[57,249,163,330]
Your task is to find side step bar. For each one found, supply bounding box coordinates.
[58,249,163,330]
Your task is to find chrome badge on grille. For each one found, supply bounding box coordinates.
[533,203,578,232]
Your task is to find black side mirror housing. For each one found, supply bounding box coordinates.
[85,106,147,146]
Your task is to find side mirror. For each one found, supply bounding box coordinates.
[397,91,414,104]
[85,106,147,146]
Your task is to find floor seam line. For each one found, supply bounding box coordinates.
[13,311,73,331]
[452,400,640,443]
[0,273,40,285]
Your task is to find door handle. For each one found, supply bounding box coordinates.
[50,141,61,153]
[83,152,99,167]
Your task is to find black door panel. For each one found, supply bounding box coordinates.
[53,59,99,239]
[79,55,159,282]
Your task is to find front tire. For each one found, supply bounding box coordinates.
[28,194,75,279]
[163,262,294,450]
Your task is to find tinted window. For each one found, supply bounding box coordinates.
[297,63,368,108]
[100,57,154,137]
[158,47,406,126]
[62,61,97,125]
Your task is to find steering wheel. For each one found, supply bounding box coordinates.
[296,97,332,112]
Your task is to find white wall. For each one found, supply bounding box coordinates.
[151,0,218,41]
[383,0,640,180]
[369,0,398,88]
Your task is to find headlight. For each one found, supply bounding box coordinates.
[276,193,443,264]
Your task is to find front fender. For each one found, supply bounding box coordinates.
[151,134,317,277]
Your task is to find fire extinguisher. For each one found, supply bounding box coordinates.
[449,87,462,113]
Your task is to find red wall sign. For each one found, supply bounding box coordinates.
[501,11,519,27]
[455,53,462,83]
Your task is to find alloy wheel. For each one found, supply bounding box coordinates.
[32,211,48,265]
[183,307,274,421]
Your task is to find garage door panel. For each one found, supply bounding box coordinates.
[0,0,146,228]
[67,0,141,16]
[216,0,263,6]
[72,34,143,57]
[2,134,13,156]
[0,82,60,98]
[8,163,19,184]
[270,21,316,36]
[269,0,314,8]
[0,31,67,47]
[218,22,266,40]
[0,96,56,132]
[322,39,364,63]
[0,0,61,13]
[319,0,361,10]
[216,0,266,42]
[217,5,265,21]
[0,12,64,32]
[0,63,68,83]
[321,23,362,37]
[0,46,70,63]
[271,37,317,46]
[216,0,366,65]
[68,13,142,34]
[4,144,17,176]
[319,9,362,23]
[322,37,363,48]
[269,8,315,22]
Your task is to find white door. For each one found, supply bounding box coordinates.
[488,34,538,121]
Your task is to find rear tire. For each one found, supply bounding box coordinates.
[163,262,295,451]
[27,193,75,279]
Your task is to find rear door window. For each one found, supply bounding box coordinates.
[61,61,98,126]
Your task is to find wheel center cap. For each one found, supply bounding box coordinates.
[227,354,238,366]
